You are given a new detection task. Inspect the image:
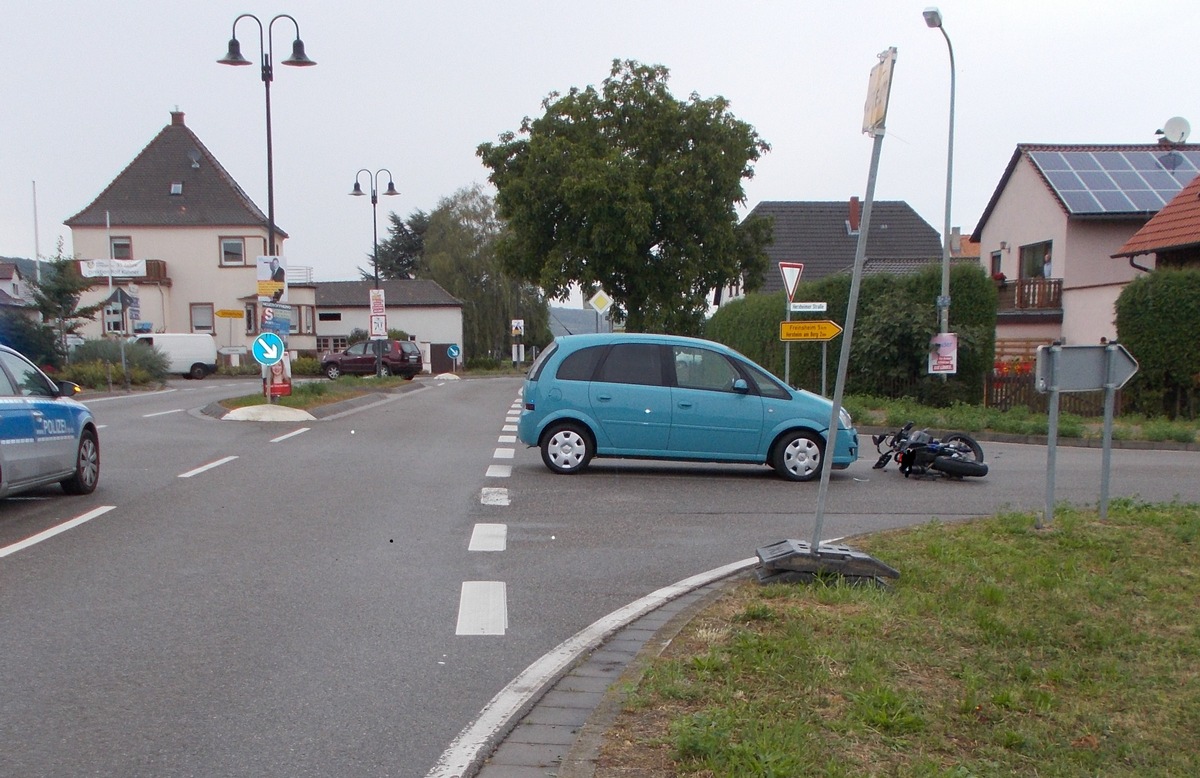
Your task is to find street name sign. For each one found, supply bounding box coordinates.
[789,301,827,313]
[780,320,843,341]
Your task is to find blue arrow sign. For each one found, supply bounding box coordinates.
[447,344,461,359]
[252,332,285,366]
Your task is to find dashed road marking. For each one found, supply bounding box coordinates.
[455,581,508,635]
[481,488,510,506]
[178,455,239,478]
[468,523,507,550]
[486,465,512,478]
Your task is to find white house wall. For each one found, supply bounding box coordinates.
[317,306,463,350]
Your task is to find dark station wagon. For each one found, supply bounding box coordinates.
[321,339,423,380]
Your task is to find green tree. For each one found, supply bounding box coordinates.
[422,185,550,360]
[478,59,772,334]
[26,243,104,357]
[372,209,430,280]
[1116,268,1200,418]
[0,308,59,368]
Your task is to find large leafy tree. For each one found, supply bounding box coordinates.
[370,209,430,281]
[478,59,772,334]
[422,185,551,359]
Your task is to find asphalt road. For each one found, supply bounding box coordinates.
[1,376,1196,777]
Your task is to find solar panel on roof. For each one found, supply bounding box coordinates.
[1029,149,1200,215]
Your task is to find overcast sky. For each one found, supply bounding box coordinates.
[2,1,1197,289]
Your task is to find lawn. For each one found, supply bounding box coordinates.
[601,501,1200,777]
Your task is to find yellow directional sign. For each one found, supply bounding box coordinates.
[216,309,244,319]
[780,320,843,341]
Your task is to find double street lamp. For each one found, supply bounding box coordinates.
[218,13,316,256]
[351,169,399,376]
[924,6,955,336]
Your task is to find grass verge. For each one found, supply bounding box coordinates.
[217,376,415,411]
[602,501,1200,777]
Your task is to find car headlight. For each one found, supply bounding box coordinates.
[839,406,853,429]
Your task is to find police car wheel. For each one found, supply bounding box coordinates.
[62,429,99,495]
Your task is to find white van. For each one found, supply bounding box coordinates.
[132,333,218,379]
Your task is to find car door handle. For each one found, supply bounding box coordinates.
[677,401,693,409]
[596,393,612,402]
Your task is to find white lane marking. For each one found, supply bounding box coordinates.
[455,581,508,635]
[83,389,178,403]
[485,465,511,478]
[501,424,517,432]
[480,488,510,507]
[0,506,117,559]
[178,455,239,478]
[493,448,514,460]
[426,557,759,778]
[468,523,507,551]
[497,435,516,444]
[505,416,520,424]
[97,425,108,430]
[271,427,310,443]
[143,408,185,418]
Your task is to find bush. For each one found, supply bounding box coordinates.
[291,356,321,376]
[1116,269,1200,419]
[466,356,502,371]
[67,339,168,382]
[59,360,158,390]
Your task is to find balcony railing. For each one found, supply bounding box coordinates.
[997,277,1062,310]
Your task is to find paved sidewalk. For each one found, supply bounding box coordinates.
[471,575,744,778]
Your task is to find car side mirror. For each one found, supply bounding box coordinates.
[57,380,83,397]
[732,378,749,393]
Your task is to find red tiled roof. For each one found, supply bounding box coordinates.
[1113,171,1200,257]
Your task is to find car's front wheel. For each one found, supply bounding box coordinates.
[540,422,593,474]
[61,429,99,495]
[379,364,392,377]
[771,430,823,482]
[324,363,341,380]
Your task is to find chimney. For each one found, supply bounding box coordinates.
[950,227,961,256]
[171,110,185,126]
[848,196,861,233]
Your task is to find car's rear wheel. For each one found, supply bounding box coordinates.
[61,429,99,495]
[379,364,392,377]
[771,430,823,482]
[325,364,341,380]
[189,363,208,380]
[540,422,593,474]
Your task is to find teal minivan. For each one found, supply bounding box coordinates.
[517,333,858,481]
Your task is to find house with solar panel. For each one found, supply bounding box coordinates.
[970,142,1200,356]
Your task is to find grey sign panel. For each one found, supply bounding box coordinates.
[1035,344,1138,393]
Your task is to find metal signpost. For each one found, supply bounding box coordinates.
[756,48,900,588]
[1035,342,1139,526]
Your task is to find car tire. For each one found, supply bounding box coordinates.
[379,364,392,377]
[540,422,593,475]
[61,429,100,495]
[189,363,208,380]
[325,364,341,380]
[771,430,823,482]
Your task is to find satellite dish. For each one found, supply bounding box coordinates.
[1158,117,1190,144]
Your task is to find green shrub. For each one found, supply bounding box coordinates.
[291,356,321,376]
[59,360,158,390]
[466,356,502,371]
[1116,269,1200,419]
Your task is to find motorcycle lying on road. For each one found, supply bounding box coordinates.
[871,422,989,479]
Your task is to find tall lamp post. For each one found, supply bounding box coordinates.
[924,6,955,337]
[218,14,316,256]
[351,169,399,376]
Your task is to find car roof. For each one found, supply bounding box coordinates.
[551,332,739,355]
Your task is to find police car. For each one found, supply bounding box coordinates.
[0,344,99,497]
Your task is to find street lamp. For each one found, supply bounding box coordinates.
[924,6,955,336]
[351,169,399,376]
[218,14,316,256]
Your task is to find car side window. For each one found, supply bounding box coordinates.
[346,342,367,356]
[556,345,604,381]
[595,343,664,386]
[741,360,791,400]
[0,361,16,396]
[0,351,54,397]
[673,346,740,392]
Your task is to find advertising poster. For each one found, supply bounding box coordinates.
[257,255,288,303]
[929,332,958,375]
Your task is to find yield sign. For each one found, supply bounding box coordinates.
[779,262,804,302]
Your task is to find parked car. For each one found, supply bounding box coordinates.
[0,344,99,497]
[517,333,858,481]
[321,339,422,380]
[130,333,217,379]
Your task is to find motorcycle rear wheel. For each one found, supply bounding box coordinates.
[942,433,984,463]
[931,455,988,478]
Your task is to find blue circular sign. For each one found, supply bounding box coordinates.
[252,332,286,366]
[447,344,461,359]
